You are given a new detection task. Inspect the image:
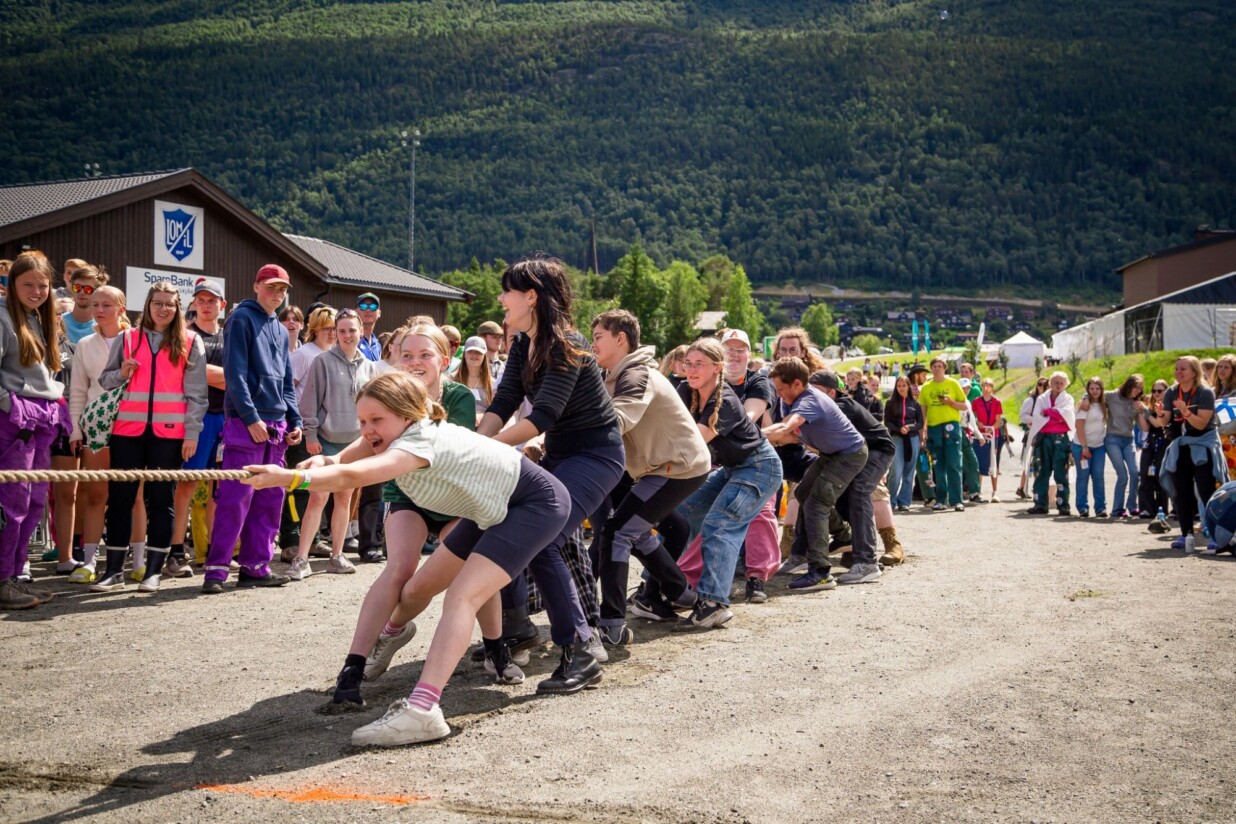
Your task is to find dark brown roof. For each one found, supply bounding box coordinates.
[284,234,468,302]
[0,170,186,228]
[1117,229,1236,273]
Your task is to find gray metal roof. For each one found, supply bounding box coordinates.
[0,170,187,227]
[284,234,468,302]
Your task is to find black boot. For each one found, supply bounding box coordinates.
[89,547,129,592]
[139,549,168,592]
[471,606,542,662]
[536,640,602,695]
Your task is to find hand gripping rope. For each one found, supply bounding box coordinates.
[0,469,252,483]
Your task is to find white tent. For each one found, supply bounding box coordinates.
[1000,331,1047,368]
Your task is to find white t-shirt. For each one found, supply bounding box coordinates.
[1074,402,1107,447]
[290,341,324,405]
[390,418,521,529]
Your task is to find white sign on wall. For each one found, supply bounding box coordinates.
[126,267,225,313]
[153,199,204,270]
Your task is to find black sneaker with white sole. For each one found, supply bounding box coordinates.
[674,599,733,630]
[628,591,678,622]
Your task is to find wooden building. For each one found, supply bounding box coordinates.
[1118,227,1236,308]
[0,168,469,325]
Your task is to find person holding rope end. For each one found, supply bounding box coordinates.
[242,371,573,746]
[0,251,72,610]
[89,281,207,593]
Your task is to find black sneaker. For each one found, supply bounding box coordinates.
[674,599,733,630]
[536,641,602,694]
[599,623,634,646]
[828,535,853,554]
[1026,506,1049,515]
[236,571,289,588]
[745,577,767,604]
[628,591,678,622]
[319,665,366,714]
[357,548,385,563]
[200,579,225,595]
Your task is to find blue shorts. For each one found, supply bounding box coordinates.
[183,412,225,470]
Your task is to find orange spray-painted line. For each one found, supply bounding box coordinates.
[196,783,428,805]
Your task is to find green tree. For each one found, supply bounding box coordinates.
[1100,353,1117,383]
[720,264,764,343]
[1067,353,1083,384]
[612,241,668,352]
[963,339,982,368]
[662,260,707,350]
[698,254,736,311]
[440,258,503,334]
[851,333,883,357]
[568,265,616,337]
[997,349,1010,383]
[800,302,839,348]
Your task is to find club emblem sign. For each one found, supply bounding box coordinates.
[153,200,205,269]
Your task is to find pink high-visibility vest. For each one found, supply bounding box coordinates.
[113,329,195,439]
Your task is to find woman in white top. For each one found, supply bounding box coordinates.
[1015,377,1049,499]
[455,335,494,423]
[65,286,145,582]
[1072,377,1109,517]
[243,371,571,747]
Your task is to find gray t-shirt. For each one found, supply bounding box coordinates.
[0,297,64,412]
[785,386,865,456]
[1104,391,1138,438]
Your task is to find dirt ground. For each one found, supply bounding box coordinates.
[3,477,1235,823]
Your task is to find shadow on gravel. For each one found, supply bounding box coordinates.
[18,687,356,823]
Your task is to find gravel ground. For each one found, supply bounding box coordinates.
[2,482,1234,823]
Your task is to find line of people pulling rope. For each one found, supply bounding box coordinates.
[0,250,925,750]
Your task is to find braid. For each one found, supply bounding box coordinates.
[707,379,724,432]
[689,388,701,419]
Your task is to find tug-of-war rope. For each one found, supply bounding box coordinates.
[0,469,252,483]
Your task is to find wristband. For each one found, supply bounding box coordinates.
[298,470,312,490]
[287,470,301,492]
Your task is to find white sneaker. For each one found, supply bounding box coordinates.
[364,621,418,681]
[17,560,32,583]
[286,556,312,581]
[585,627,609,664]
[327,554,356,574]
[990,494,1001,503]
[777,554,808,576]
[835,562,882,585]
[351,699,450,747]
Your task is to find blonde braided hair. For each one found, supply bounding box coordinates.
[686,337,726,432]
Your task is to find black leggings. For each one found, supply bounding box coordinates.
[1173,450,1217,538]
[105,433,182,548]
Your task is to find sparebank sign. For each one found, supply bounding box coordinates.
[153,199,204,269]
[126,267,225,312]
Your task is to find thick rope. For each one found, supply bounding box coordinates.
[0,469,253,483]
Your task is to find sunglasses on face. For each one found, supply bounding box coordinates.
[357,302,379,312]
[72,283,95,295]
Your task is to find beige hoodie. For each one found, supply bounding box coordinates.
[603,345,711,480]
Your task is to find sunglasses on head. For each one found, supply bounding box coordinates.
[336,308,359,319]
[357,302,379,312]
[72,283,95,295]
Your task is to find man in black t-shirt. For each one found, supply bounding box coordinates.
[170,281,228,574]
[719,329,775,423]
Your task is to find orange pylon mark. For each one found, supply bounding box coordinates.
[196,783,428,805]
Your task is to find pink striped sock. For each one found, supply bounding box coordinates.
[381,620,405,637]
[406,682,442,712]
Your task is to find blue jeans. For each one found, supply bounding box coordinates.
[1071,442,1107,513]
[679,440,782,605]
[1105,434,1138,513]
[888,435,920,508]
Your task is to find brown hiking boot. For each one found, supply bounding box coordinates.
[15,579,55,602]
[0,579,41,609]
[879,526,905,566]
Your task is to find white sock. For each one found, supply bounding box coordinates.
[82,543,98,568]
[130,542,146,570]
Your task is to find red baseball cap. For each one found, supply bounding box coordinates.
[255,264,291,285]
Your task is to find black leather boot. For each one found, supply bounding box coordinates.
[503,606,541,653]
[536,640,602,695]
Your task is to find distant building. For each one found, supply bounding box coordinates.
[1118,227,1236,307]
[694,310,728,335]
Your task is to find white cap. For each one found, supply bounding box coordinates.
[718,328,751,349]
[463,335,487,354]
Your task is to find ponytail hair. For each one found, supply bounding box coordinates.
[356,371,448,425]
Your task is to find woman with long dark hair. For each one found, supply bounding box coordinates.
[0,251,72,609]
[884,375,923,512]
[1138,379,1171,523]
[1072,377,1108,517]
[477,255,625,689]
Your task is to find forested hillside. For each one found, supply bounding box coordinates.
[1,0,1232,293]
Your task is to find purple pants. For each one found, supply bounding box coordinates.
[0,395,68,580]
[205,418,289,582]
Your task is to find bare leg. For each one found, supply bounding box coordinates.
[51,454,79,563]
[297,491,330,560]
[79,447,109,545]
[873,497,894,530]
[419,555,511,689]
[329,489,353,556]
[130,482,147,544]
[172,481,195,548]
[477,593,502,640]
[347,510,428,657]
[391,545,466,628]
